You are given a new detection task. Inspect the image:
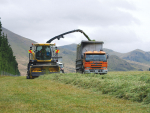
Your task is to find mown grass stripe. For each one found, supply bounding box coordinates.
[39,71,150,104]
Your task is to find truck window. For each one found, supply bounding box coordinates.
[36,46,51,60]
[85,54,106,62]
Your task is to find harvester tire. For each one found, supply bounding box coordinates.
[26,76,30,79]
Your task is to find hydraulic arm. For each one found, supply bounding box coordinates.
[46,29,94,43]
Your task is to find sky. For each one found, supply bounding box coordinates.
[0,0,150,53]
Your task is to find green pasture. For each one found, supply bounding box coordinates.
[0,71,149,113]
[40,71,150,104]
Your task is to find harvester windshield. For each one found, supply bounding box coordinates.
[35,46,51,60]
[85,54,106,62]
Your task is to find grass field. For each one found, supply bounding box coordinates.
[40,71,150,104]
[0,71,150,113]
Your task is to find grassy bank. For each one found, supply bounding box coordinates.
[39,71,150,104]
[0,75,149,112]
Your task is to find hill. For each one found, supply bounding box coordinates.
[108,55,136,71]
[121,49,150,65]
[103,48,123,57]
[104,48,150,69]
[59,43,77,51]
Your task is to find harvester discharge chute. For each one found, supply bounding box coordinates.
[27,43,60,79]
[46,29,94,43]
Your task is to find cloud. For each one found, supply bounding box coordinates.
[0,0,143,53]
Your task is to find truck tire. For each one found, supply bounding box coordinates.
[60,70,64,73]
[82,66,85,74]
[62,70,64,73]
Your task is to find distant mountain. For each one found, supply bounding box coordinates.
[59,43,77,51]
[108,55,136,71]
[104,48,150,66]
[103,48,123,57]
[121,49,150,65]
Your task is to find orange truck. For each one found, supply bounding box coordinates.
[76,41,109,74]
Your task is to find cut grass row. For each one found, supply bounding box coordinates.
[0,74,149,113]
[39,71,150,104]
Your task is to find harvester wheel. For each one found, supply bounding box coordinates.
[26,76,30,79]
[60,70,64,73]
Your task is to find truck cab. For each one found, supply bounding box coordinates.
[83,51,108,74]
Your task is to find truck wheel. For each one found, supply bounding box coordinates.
[82,69,85,74]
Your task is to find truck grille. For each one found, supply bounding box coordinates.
[91,67,102,68]
[89,69,103,72]
[91,65,102,66]
[91,63,102,64]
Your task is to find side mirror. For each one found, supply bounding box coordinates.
[30,46,32,50]
[81,55,83,59]
[107,54,109,59]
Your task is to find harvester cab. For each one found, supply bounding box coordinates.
[27,43,60,79]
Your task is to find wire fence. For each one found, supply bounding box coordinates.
[0,71,19,76]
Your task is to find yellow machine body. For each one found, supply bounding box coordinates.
[27,43,60,79]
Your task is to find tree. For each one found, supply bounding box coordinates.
[0,18,20,76]
[0,18,2,36]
